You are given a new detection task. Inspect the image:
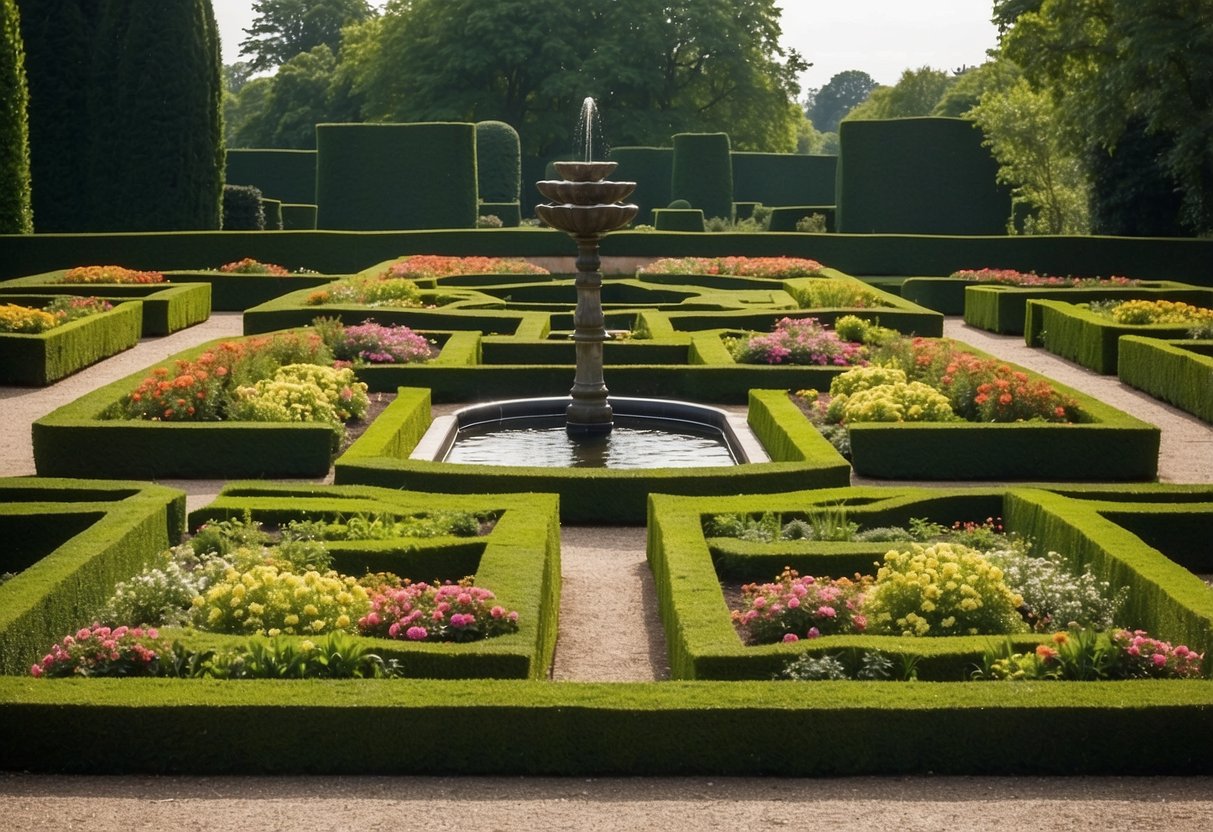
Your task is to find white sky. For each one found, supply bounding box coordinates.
[212,1,1000,90]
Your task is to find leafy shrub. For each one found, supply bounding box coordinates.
[476,214,503,228]
[192,632,395,679]
[864,542,1027,637]
[305,275,425,308]
[791,280,887,309]
[285,511,486,541]
[222,184,265,231]
[794,213,828,233]
[216,257,289,275]
[45,295,113,322]
[359,577,520,643]
[826,380,957,423]
[97,548,203,627]
[726,317,867,366]
[61,265,164,284]
[780,651,910,681]
[192,563,370,637]
[985,547,1127,631]
[731,567,871,644]
[828,365,908,398]
[979,627,1203,681]
[230,363,368,428]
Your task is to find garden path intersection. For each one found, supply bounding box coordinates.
[1,309,1212,829]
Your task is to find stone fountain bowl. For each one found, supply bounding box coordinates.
[536,179,636,205]
[536,202,638,236]
[553,161,618,182]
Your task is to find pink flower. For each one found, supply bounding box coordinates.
[816,605,836,619]
[782,633,799,643]
[30,664,42,678]
[490,606,504,619]
[1152,653,1168,668]
[807,627,821,639]
[405,626,428,640]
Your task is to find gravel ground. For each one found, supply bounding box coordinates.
[2,311,1212,829]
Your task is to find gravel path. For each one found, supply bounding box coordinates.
[2,310,1213,828]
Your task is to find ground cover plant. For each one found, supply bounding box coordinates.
[59,265,165,285]
[0,296,113,333]
[725,316,868,366]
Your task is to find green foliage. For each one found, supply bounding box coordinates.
[240,0,376,73]
[968,76,1089,234]
[222,185,266,231]
[806,69,877,133]
[845,67,955,121]
[0,0,32,233]
[476,121,521,203]
[671,133,733,220]
[230,44,359,149]
[1003,0,1213,235]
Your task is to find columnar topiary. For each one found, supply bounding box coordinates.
[670,133,733,222]
[608,147,673,224]
[222,185,266,231]
[18,0,222,231]
[0,0,31,233]
[475,121,521,203]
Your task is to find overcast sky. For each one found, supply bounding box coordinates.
[213,1,1000,91]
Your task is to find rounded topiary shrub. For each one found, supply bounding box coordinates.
[476,121,521,203]
[671,132,733,221]
[223,184,265,231]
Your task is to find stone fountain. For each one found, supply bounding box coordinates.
[535,156,638,437]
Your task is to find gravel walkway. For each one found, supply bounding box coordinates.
[2,310,1213,828]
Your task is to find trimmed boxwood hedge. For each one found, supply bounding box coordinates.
[965,281,1213,335]
[653,208,705,232]
[224,148,317,205]
[1025,299,1203,374]
[647,484,1213,682]
[670,133,733,221]
[162,270,338,311]
[1118,336,1213,423]
[0,300,142,385]
[607,146,673,225]
[0,275,211,336]
[334,387,851,524]
[0,477,186,676]
[731,152,836,208]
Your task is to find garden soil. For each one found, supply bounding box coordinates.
[2,312,1212,830]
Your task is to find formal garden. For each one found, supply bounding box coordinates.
[1,0,1213,780]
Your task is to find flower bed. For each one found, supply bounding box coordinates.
[30,328,399,478]
[789,330,1158,480]
[648,485,1213,681]
[0,299,142,386]
[638,256,827,279]
[165,261,337,311]
[962,281,1213,334]
[0,275,212,336]
[1025,298,1213,374]
[334,387,850,524]
[1118,336,1213,423]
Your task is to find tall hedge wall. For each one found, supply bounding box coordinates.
[475,121,521,204]
[18,0,222,232]
[732,152,836,208]
[0,0,31,234]
[836,117,1009,234]
[609,146,673,224]
[315,122,478,231]
[671,133,733,221]
[224,149,317,205]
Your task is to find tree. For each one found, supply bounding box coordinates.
[1003,0,1213,235]
[230,45,359,148]
[344,0,805,156]
[846,67,955,121]
[241,0,375,73]
[968,76,1088,234]
[806,70,876,132]
[0,0,32,233]
[931,60,1020,117]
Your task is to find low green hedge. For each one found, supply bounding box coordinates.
[0,275,211,335]
[1118,336,1213,423]
[647,484,1213,682]
[653,208,705,231]
[334,387,850,524]
[0,300,142,385]
[185,483,561,680]
[1025,299,1200,374]
[31,334,355,478]
[163,270,340,311]
[767,205,835,233]
[0,477,186,676]
[964,282,1213,335]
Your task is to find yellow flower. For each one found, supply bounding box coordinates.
[285,614,300,626]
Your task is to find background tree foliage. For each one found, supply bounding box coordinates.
[0,0,32,233]
[805,70,877,133]
[341,0,805,156]
[240,0,375,72]
[1001,0,1213,235]
[844,67,956,121]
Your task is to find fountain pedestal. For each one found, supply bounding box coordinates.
[536,161,637,439]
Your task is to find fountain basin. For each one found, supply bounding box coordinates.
[536,203,638,236]
[536,179,636,205]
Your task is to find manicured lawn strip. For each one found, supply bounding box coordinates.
[0,300,143,386]
[0,276,212,336]
[1026,299,1201,374]
[164,271,342,311]
[647,486,1213,682]
[31,334,348,478]
[0,478,186,675]
[1118,336,1213,423]
[335,387,851,524]
[1,676,1211,775]
[183,483,561,680]
[965,282,1213,335]
[833,340,1160,480]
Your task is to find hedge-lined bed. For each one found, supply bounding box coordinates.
[1118,336,1213,422]
[0,277,211,336]
[964,282,1213,335]
[0,300,143,386]
[163,270,342,311]
[647,484,1213,681]
[1025,299,1203,374]
[334,387,851,524]
[31,332,384,478]
[0,477,186,676]
[0,481,559,683]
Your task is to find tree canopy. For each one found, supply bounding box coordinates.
[805,70,876,132]
[241,0,375,72]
